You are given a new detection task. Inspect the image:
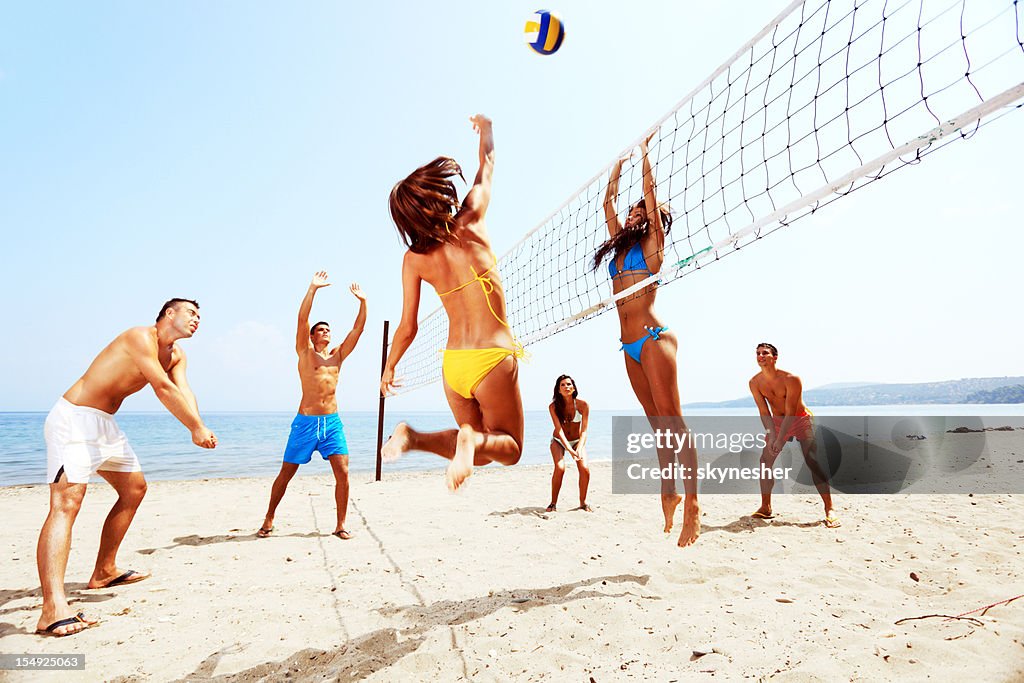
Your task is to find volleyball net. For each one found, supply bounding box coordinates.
[395,0,1024,392]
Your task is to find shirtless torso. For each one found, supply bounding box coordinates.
[63,302,214,446]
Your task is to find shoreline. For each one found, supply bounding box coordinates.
[0,459,619,491]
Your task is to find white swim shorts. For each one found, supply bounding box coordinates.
[44,398,141,483]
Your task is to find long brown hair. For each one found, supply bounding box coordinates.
[592,200,673,271]
[551,374,579,424]
[389,156,465,254]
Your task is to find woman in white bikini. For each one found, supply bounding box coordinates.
[547,375,591,512]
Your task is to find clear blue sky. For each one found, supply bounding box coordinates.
[2,1,1021,413]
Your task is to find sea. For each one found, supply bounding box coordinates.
[1,405,1021,487]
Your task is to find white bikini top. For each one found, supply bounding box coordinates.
[562,407,582,423]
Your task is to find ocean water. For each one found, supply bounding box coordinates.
[0,409,635,487]
[2,405,1020,487]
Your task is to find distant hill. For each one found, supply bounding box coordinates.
[964,384,1024,404]
[684,376,1024,408]
[812,382,878,390]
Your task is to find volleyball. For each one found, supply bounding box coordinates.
[524,10,565,55]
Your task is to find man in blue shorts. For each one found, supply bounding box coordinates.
[258,271,367,540]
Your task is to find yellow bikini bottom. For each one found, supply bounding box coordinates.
[442,347,524,400]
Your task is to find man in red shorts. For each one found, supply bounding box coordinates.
[749,343,839,528]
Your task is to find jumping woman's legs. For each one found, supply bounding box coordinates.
[637,330,700,548]
[624,351,683,534]
[381,355,522,492]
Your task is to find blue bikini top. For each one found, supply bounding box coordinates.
[609,242,655,279]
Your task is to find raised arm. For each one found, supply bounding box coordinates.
[126,331,215,448]
[639,132,665,255]
[461,114,495,221]
[335,283,368,361]
[604,157,625,237]
[296,271,330,354]
[380,253,422,397]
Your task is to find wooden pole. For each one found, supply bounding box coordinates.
[375,320,390,482]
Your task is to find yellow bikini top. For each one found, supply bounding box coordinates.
[436,251,526,357]
[436,251,498,297]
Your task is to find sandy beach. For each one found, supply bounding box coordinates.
[2,458,1023,682]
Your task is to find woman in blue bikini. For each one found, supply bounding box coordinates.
[593,133,700,547]
[547,374,591,513]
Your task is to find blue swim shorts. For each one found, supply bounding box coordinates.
[282,413,349,465]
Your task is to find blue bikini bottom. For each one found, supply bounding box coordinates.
[620,326,668,364]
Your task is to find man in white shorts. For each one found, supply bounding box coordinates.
[36,298,217,637]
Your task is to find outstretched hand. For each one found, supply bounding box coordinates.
[470,114,492,134]
[642,130,657,149]
[380,369,404,398]
[310,271,331,290]
[349,283,366,301]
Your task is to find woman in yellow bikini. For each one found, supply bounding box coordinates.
[380,114,525,491]
[593,133,700,547]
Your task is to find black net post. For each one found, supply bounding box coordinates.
[375,320,389,482]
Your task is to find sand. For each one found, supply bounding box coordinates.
[1,456,1023,682]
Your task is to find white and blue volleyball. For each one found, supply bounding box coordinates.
[524,10,565,55]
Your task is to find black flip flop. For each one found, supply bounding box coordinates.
[36,612,96,637]
[93,570,149,589]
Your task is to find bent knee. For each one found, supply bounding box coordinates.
[124,481,148,504]
[50,496,85,517]
[508,441,523,466]
[800,452,821,466]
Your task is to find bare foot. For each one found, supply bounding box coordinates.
[446,425,475,491]
[661,492,682,533]
[751,506,774,520]
[677,499,701,548]
[381,422,413,462]
[36,609,98,637]
[824,509,841,528]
